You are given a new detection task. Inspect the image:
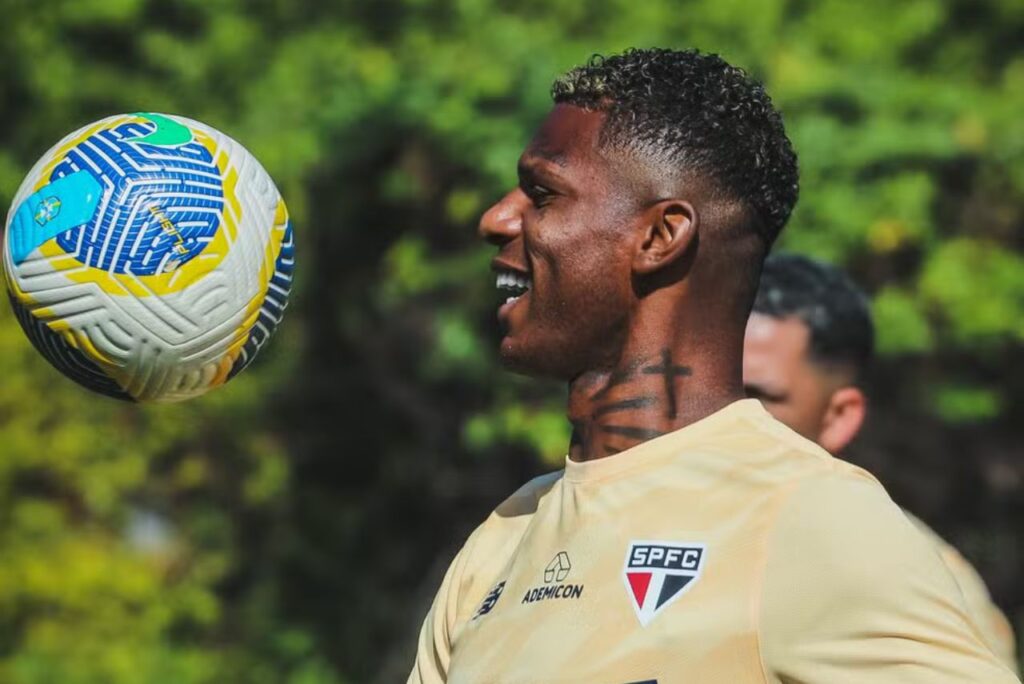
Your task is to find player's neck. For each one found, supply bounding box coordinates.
[566,333,744,463]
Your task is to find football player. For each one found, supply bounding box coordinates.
[408,48,1020,683]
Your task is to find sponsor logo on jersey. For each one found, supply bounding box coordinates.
[522,552,584,604]
[544,551,571,582]
[623,541,706,626]
[474,580,506,619]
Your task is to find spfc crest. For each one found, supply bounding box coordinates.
[622,541,706,626]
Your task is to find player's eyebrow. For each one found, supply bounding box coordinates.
[517,164,554,190]
[517,152,570,184]
[520,145,568,168]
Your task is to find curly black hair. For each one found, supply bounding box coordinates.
[552,48,798,246]
[753,253,874,379]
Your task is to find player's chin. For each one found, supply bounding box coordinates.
[497,336,575,380]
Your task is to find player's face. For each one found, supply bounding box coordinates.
[479,105,637,378]
[743,313,834,440]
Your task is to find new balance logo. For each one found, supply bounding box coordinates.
[474,581,505,619]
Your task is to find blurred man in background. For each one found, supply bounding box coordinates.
[744,252,1018,673]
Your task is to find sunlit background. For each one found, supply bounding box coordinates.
[0,0,1022,681]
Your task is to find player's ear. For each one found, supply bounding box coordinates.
[818,386,866,455]
[632,200,698,276]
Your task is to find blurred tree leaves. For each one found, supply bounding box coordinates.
[0,0,1022,681]
[921,239,1024,346]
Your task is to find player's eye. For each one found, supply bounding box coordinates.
[522,183,554,208]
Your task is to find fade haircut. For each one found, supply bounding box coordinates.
[552,48,799,247]
[753,253,874,380]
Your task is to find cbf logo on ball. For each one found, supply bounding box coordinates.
[622,541,706,626]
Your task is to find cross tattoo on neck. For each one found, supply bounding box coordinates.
[642,349,692,420]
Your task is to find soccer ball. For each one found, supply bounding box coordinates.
[2,113,294,402]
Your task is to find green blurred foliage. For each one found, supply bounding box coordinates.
[0,0,1022,681]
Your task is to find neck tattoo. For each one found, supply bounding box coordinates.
[568,348,694,462]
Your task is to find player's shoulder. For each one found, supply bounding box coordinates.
[695,399,882,490]
[471,470,562,546]
[764,454,934,587]
[459,471,563,568]
[759,462,1020,683]
[755,421,900,536]
[445,470,564,619]
[719,402,917,545]
[493,469,564,518]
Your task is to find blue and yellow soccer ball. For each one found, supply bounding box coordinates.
[2,113,294,402]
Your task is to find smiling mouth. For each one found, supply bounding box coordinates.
[496,269,531,305]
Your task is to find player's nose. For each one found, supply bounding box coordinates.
[478,189,525,245]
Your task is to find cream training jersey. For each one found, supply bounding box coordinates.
[409,400,1020,684]
[903,512,1018,673]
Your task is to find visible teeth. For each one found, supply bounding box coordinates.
[495,270,531,293]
